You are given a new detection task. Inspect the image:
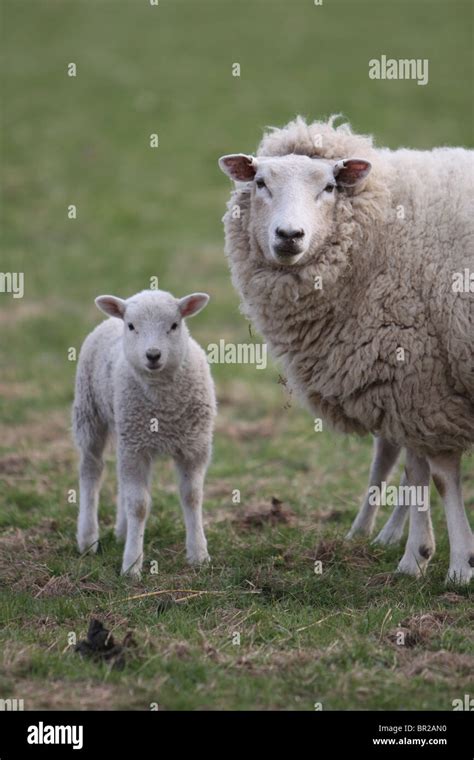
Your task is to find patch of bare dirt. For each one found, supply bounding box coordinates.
[438,591,469,605]
[385,612,471,650]
[0,454,30,475]
[313,509,344,523]
[400,650,474,681]
[365,572,398,588]
[314,538,377,569]
[6,680,121,710]
[237,497,294,529]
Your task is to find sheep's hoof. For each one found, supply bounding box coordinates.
[345,526,371,541]
[445,565,472,586]
[396,555,424,578]
[373,526,405,546]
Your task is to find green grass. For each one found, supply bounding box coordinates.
[0,0,472,710]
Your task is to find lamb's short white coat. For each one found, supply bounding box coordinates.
[72,289,216,576]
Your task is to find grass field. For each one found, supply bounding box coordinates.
[0,0,473,710]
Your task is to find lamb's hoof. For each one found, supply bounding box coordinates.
[187,551,211,567]
[121,563,142,579]
[77,535,99,555]
[445,565,472,586]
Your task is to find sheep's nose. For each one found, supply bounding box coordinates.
[146,348,161,362]
[276,227,305,241]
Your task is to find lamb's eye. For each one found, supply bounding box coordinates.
[324,184,335,193]
[171,322,178,331]
[128,323,135,331]
[256,178,266,189]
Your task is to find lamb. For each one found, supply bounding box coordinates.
[72,288,216,577]
[218,115,474,584]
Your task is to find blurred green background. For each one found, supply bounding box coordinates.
[0,0,472,710]
[2,0,473,415]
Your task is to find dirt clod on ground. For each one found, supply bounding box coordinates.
[386,612,455,648]
[75,619,136,670]
[239,497,294,528]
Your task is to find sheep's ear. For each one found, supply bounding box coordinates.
[333,158,372,187]
[218,153,257,182]
[178,293,210,318]
[95,295,126,319]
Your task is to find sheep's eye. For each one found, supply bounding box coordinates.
[256,178,266,189]
[128,323,135,331]
[171,322,178,331]
[324,184,335,193]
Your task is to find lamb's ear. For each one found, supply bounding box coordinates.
[333,158,372,187]
[95,295,127,319]
[178,293,210,318]
[218,154,257,182]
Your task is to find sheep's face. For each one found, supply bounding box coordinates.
[95,290,209,380]
[219,153,371,266]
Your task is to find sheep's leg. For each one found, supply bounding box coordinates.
[396,452,434,577]
[428,452,473,585]
[373,466,410,546]
[346,436,401,539]
[77,426,108,554]
[174,457,210,566]
[119,450,152,577]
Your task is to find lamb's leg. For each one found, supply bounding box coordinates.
[174,456,210,566]
[77,426,108,554]
[428,451,473,585]
[115,480,127,541]
[120,451,152,577]
[396,451,434,577]
[346,436,401,539]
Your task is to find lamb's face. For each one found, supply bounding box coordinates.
[95,290,209,380]
[219,152,371,266]
[121,293,186,376]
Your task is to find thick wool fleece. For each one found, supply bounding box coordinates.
[73,317,216,467]
[222,116,474,455]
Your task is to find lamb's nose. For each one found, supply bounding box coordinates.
[146,348,161,362]
[276,227,305,241]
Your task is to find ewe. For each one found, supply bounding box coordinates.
[219,116,474,584]
[73,289,216,576]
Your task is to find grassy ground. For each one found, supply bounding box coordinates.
[0,0,472,710]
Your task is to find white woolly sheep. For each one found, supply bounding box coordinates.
[72,288,216,577]
[219,116,474,584]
